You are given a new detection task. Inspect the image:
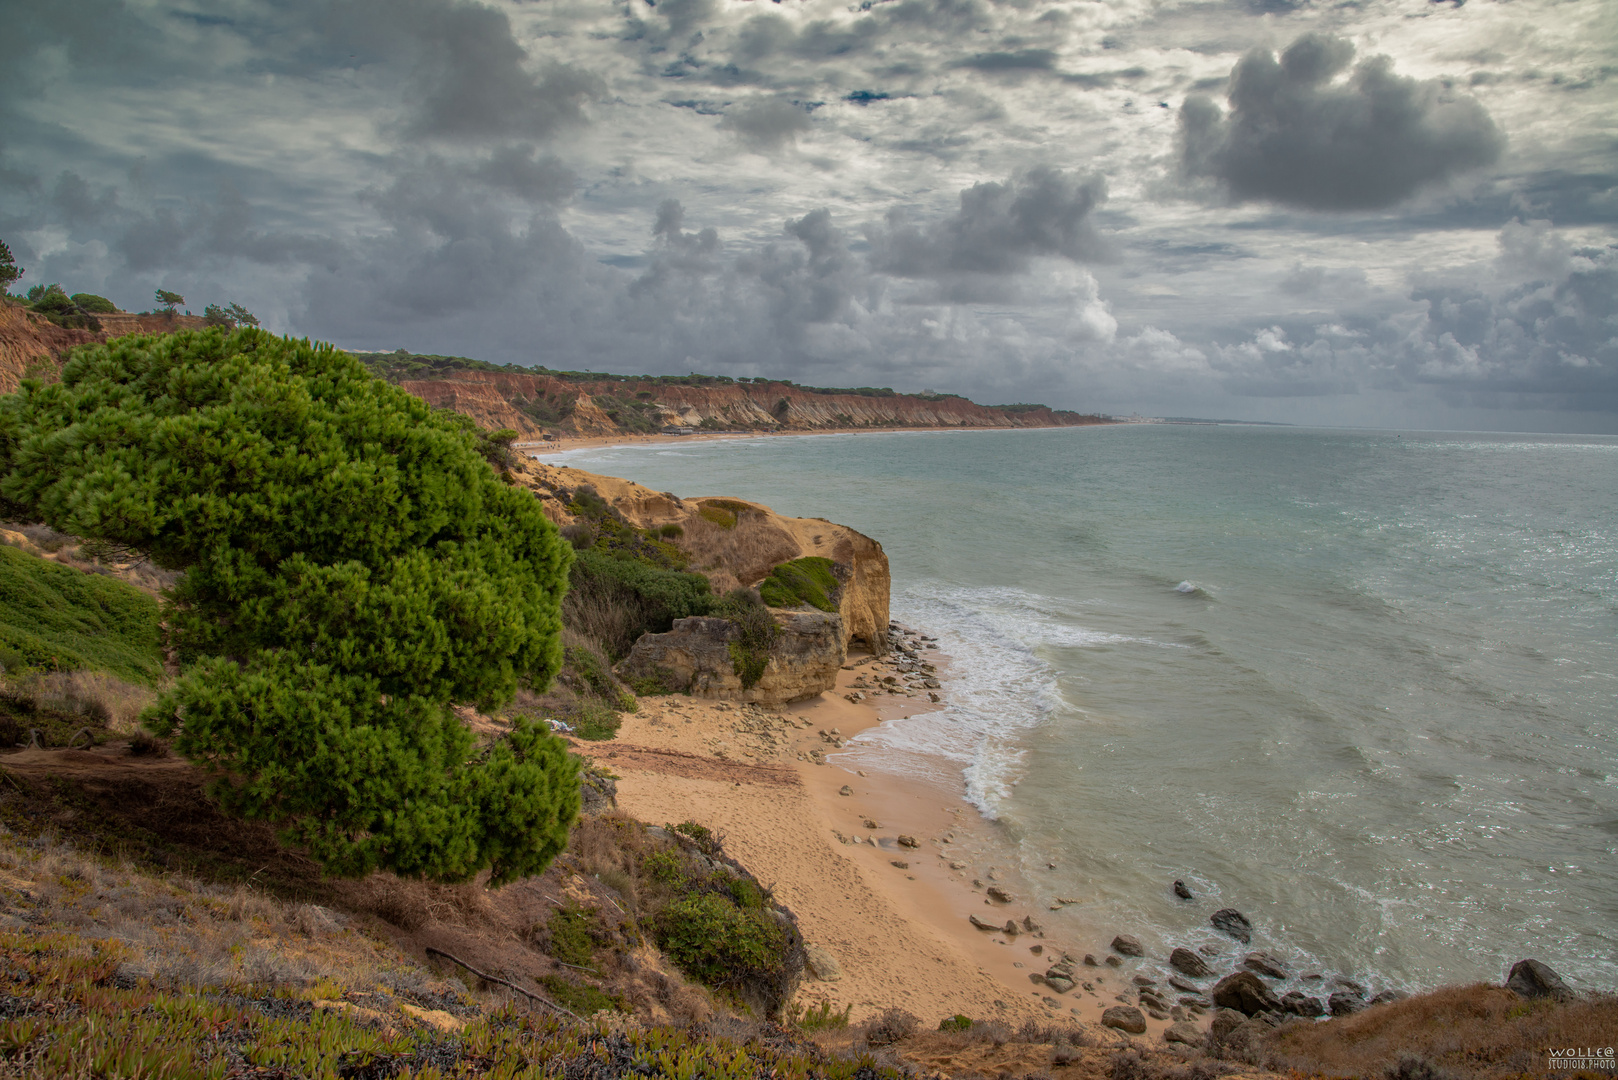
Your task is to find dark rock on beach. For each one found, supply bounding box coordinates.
[986,886,1014,903]
[1111,934,1145,957]
[1368,989,1407,1006]
[1102,1006,1148,1034]
[1210,908,1253,944]
[1243,952,1290,980]
[1281,991,1325,1017]
[1212,971,1281,1016]
[1169,947,1212,978]
[1173,880,1194,900]
[1506,959,1574,1001]
[1328,990,1364,1017]
[1169,975,1203,994]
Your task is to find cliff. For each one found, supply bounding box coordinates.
[370,355,1110,439]
[0,301,209,394]
[511,457,890,656]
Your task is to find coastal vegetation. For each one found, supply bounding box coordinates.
[758,557,841,613]
[0,543,162,683]
[0,327,578,885]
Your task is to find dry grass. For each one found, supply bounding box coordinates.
[675,512,801,589]
[1263,982,1618,1079]
[0,826,443,998]
[7,669,158,734]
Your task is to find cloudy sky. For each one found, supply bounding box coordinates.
[2,0,1614,430]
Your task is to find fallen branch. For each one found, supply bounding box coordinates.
[423,946,582,1021]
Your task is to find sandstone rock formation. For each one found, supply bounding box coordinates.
[514,461,890,654]
[615,612,844,705]
[1211,971,1281,1016]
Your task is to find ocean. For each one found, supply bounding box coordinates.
[538,424,1618,996]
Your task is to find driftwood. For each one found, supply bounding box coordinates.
[423,946,582,1021]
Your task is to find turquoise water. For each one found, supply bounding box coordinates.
[540,425,1618,995]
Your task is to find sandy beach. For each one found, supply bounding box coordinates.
[588,636,1179,1037]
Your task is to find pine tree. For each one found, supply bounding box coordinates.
[0,239,21,295]
[0,328,578,884]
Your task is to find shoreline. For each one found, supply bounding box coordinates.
[592,627,1181,1039]
[522,421,1113,457]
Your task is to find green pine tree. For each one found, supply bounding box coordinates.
[0,328,578,884]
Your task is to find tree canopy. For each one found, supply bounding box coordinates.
[0,239,20,294]
[0,328,579,884]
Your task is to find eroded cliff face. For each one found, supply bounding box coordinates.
[0,303,211,394]
[394,368,1108,438]
[512,459,890,656]
[615,611,844,705]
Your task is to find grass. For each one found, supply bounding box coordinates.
[1260,982,1618,1079]
[0,544,164,683]
[757,557,841,613]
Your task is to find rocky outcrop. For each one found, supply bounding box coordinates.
[1210,908,1254,944]
[615,611,844,705]
[1211,971,1281,1016]
[1506,958,1573,1001]
[1170,947,1212,978]
[0,302,214,394]
[514,461,890,654]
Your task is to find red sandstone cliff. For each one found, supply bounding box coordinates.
[0,302,210,394]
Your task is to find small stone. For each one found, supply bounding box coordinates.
[1111,934,1145,957]
[1101,1006,1147,1035]
[1280,991,1325,1018]
[863,819,879,829]
[1021,916,1042,933]
[1173,880,1194,900]
[890,861,909,869]
[928,692,941,702]
[1045,976,1076,994]
[839,785,853,795]
[1169,947,1212,978]
[897,835,919,848]
[1083,954,1099,966]
[986,886,1013,903]
[1506,959,1574,1001]
[804,944,843,982]
[1029,945,1044,955]
[1369,989,1408,1006]
[1169,976,1202,994]
[969,914,1001,931]
[1105,955,1123,968]
[1133,975,1157,987]
[1003,920,1020,935]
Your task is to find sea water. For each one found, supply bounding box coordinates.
[539,425,1618,995]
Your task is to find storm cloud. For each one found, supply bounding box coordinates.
[1180,34,1505,210]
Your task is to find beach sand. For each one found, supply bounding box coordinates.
[589,641,1181,1038]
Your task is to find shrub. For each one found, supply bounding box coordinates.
[654,893,792,994]
[757,556,841,612]
[69,293,117,314]
[715,589,778,689]
[572,697,623,741]
[939,1014,973,1032]
[537,974,627,1015]
[863,1008,918,1048]
[566,547,714,658]
[672,820,722,857]
[544,904,602,967]
[0,328,577,884]
[792,1001,853,1031]
[657,523,683,539]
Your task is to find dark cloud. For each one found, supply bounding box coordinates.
[720,98,814,151]
[957,49,1057,73]
[868,167,1109,283]
[51,171,119,225]
[472,145,576,203]
[1180,33,1504,209]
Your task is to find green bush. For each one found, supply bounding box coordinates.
[757,556,841,613]
[654,892,792,992]
[567,547,714,658]
[69,293,117,314]
[715,589,778,689]
[571,697,622,741]
[938,1014,973,1032]
[0,545,163,683]
[0,328,577,884]
[793,1001,853,1031]
[544,904,602,967]
[656,523,683,539]
[537,974,627,1015]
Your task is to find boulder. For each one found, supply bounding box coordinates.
[1105,955,1123,967]
[1327,991,1363,1017]
[1111,934,1145,957]
[1243,952,1290,980]
[1045,975,1076,994]
[1083,954,1099,967]
[1211,971,1281,1016]
[1280,991,1324,1018]
[838,785,852,796]
[1164,1021,1203,1046]
[1173,880,1194,900]
[1169,976,1203,994]
[1506,959,1574,1001]
[615,611,845,704]
[1209,1008,1247,1044]
[1101,1006,1147,1034]
[969,914,1000,931]
[897,835,919,848]
[986,886,1013,903]
[1368,989,1408,1007]
[1210,908,1253,944]
[804,945,843,982]
[1169,947,1212,978]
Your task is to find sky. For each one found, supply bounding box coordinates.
[1,0,1614,431]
